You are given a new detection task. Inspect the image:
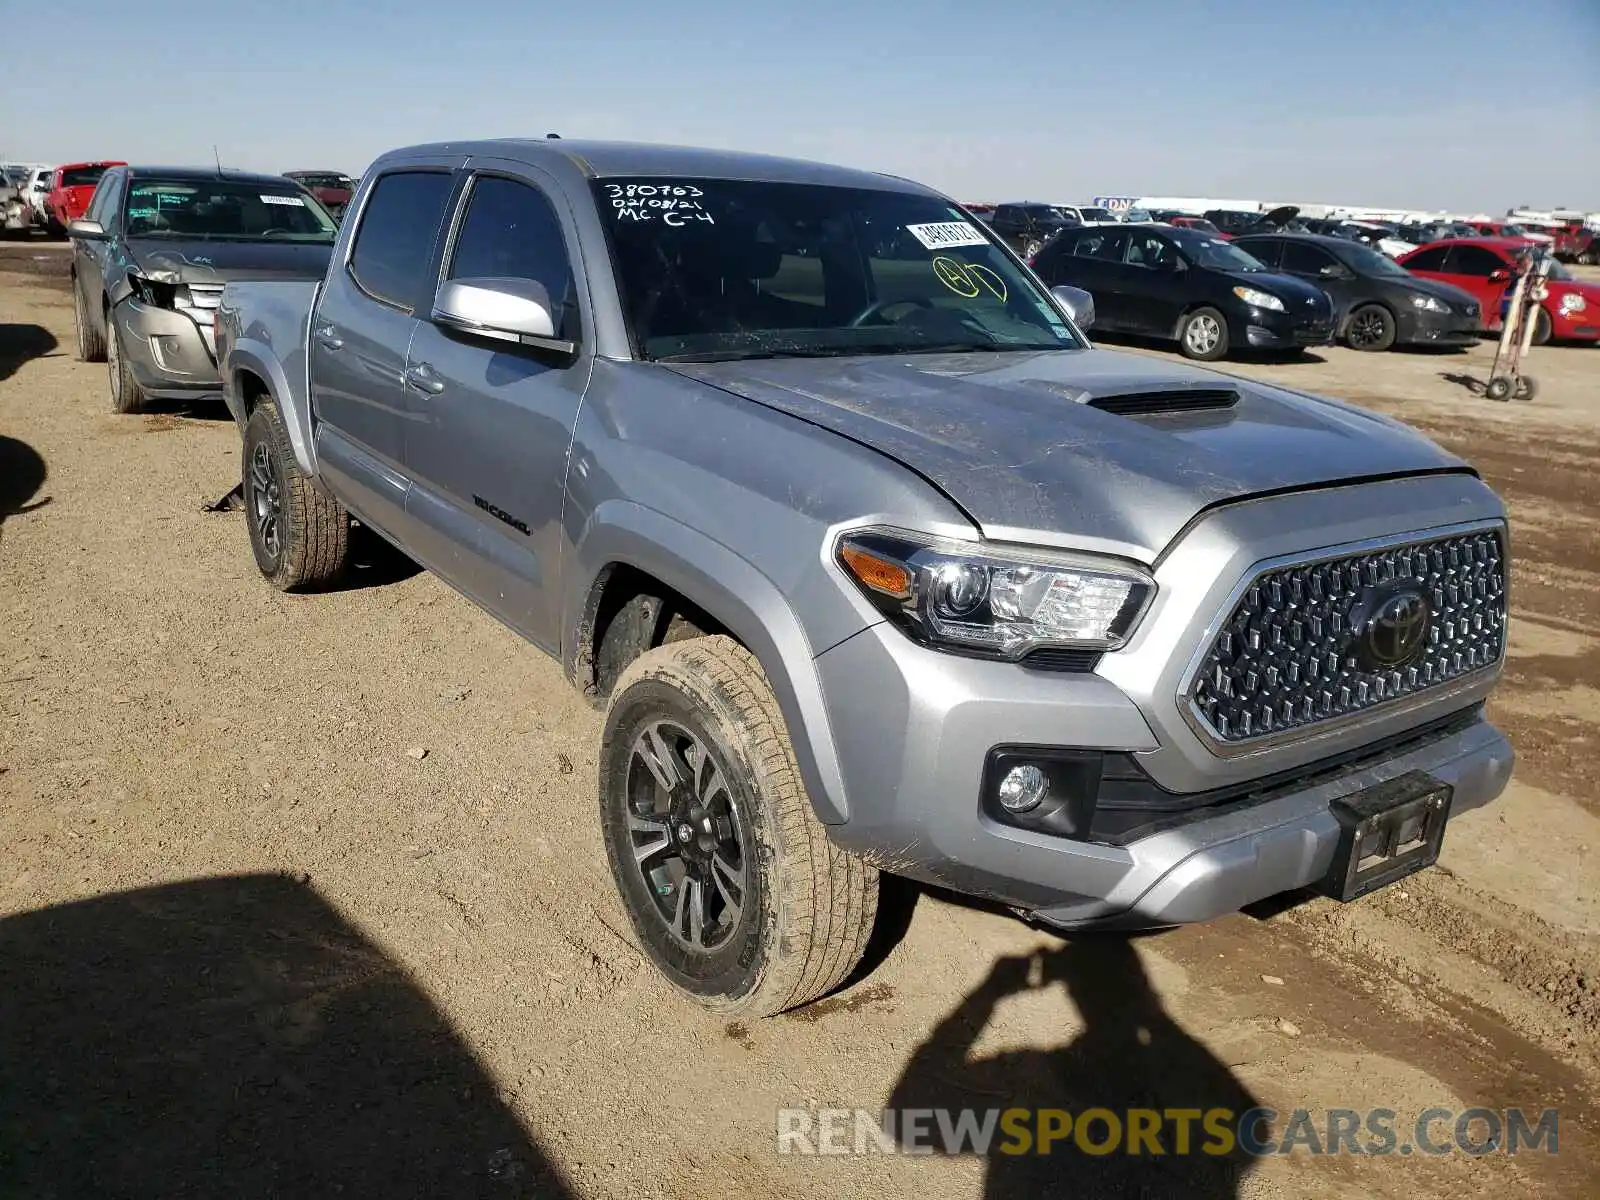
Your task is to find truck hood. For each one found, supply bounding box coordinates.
[667,347,1469,559]
[126,239,334,285]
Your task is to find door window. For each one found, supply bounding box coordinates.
[1074,229,1128,261]
[1440,245,1507,277]
[1402,246,1450,272]
[87,172,123,226]
[1238,239,1282,268]
[347,170,456,311]
[447,176,579,339]
[1125,231,1176,269]
[1282,242,1339,276]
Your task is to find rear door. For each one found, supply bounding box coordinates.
[309,159,461,540]
[399,162,594,650]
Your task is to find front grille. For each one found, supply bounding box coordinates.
[1189,530,1506,743]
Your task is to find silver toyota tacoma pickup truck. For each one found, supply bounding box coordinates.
[215,138,1513,1016]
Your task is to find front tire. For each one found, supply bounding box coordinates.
[1345,303,1396,352]
[600,636,878,1017]
[106,313,146,413]
[73,280,105,362]
[242,400,351,590]
[1178,306,1229,360]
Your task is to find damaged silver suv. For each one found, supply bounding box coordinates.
[215,139,1514,1016]
[68,165,337,413]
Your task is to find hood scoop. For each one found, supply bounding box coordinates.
[1086,387,1240,416]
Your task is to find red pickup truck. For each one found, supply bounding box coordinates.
[45,161,123,234]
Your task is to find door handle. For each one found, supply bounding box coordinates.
[404,362,445,395]
[313,324,344,351]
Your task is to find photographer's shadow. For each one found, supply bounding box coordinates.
[889,937,1258,1199]
[0,873,570,1197]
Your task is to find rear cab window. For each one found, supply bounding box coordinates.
[347,171,457,312]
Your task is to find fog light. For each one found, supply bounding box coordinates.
[998,764,1049,814]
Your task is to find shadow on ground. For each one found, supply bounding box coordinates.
[889,936,1260,1199]
[0,323,58,383]
[0,434,49,525]
[1439,370,1486,395]
[0,873,572,1197]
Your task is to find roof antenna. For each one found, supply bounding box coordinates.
[213,144,223,176]
[545,132,561,139]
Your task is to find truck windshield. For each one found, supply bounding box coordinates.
[593,178,1083,362]
[123,179,338,241]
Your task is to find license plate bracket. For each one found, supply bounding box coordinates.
[1319,771,1453,902]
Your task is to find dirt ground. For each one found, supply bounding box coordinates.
[1,238,1597,1198]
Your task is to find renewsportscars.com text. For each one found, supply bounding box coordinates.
[776,1106,1559,1158]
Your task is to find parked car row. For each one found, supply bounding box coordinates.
[1,158,356,235]
[1026,219,1596,359]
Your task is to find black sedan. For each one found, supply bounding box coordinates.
[1233,233,1481,351]
[1029,223,1334,360]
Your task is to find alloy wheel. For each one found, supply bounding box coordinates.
[624,720,748,952]
[106,323,121,404]
[1349,309,1386,349]
[248,441,284,561]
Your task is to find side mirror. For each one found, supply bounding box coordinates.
[1488,269,1511,284]
[68,218,105,240]
[1050,284,1095,330]
[432,276,575,354]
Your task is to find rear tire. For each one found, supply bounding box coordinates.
[1178,306,1229,360]
[106,313,146,414]
[599,636,878,1017]
[1345,303,1396,352]
[242,400,351,590]
[73,279,105,362]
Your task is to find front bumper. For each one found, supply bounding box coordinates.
[1241,306,1334,349]
[115,299,221,398]
[1399,307,1479,346]
[817,621,1511,927]
[814,473,1512,928]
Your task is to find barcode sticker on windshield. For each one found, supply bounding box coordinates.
[906,222,990,250]
[261,194,305,206]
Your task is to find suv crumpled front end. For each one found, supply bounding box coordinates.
[684,350,1514,928]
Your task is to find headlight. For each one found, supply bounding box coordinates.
[836,528,1154,658]
[1559,293,1587,314]
[1410,294,1450,313]
[127,274,196,310]
[1233,286,1285,312]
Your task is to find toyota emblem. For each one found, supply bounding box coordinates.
[1348,586,1432,671]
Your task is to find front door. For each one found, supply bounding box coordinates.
[400,163,594,653]
[1120,228,1187,335]
[1278,240,1358,326]
[1434,244,1515,328]
[308,160,461,538]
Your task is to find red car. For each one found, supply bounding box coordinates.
[1464,220,1538,243]
[283,171,357,218]
[1399,237,1600,344]
[1167,215,1222,235]
[45,160,124,234]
